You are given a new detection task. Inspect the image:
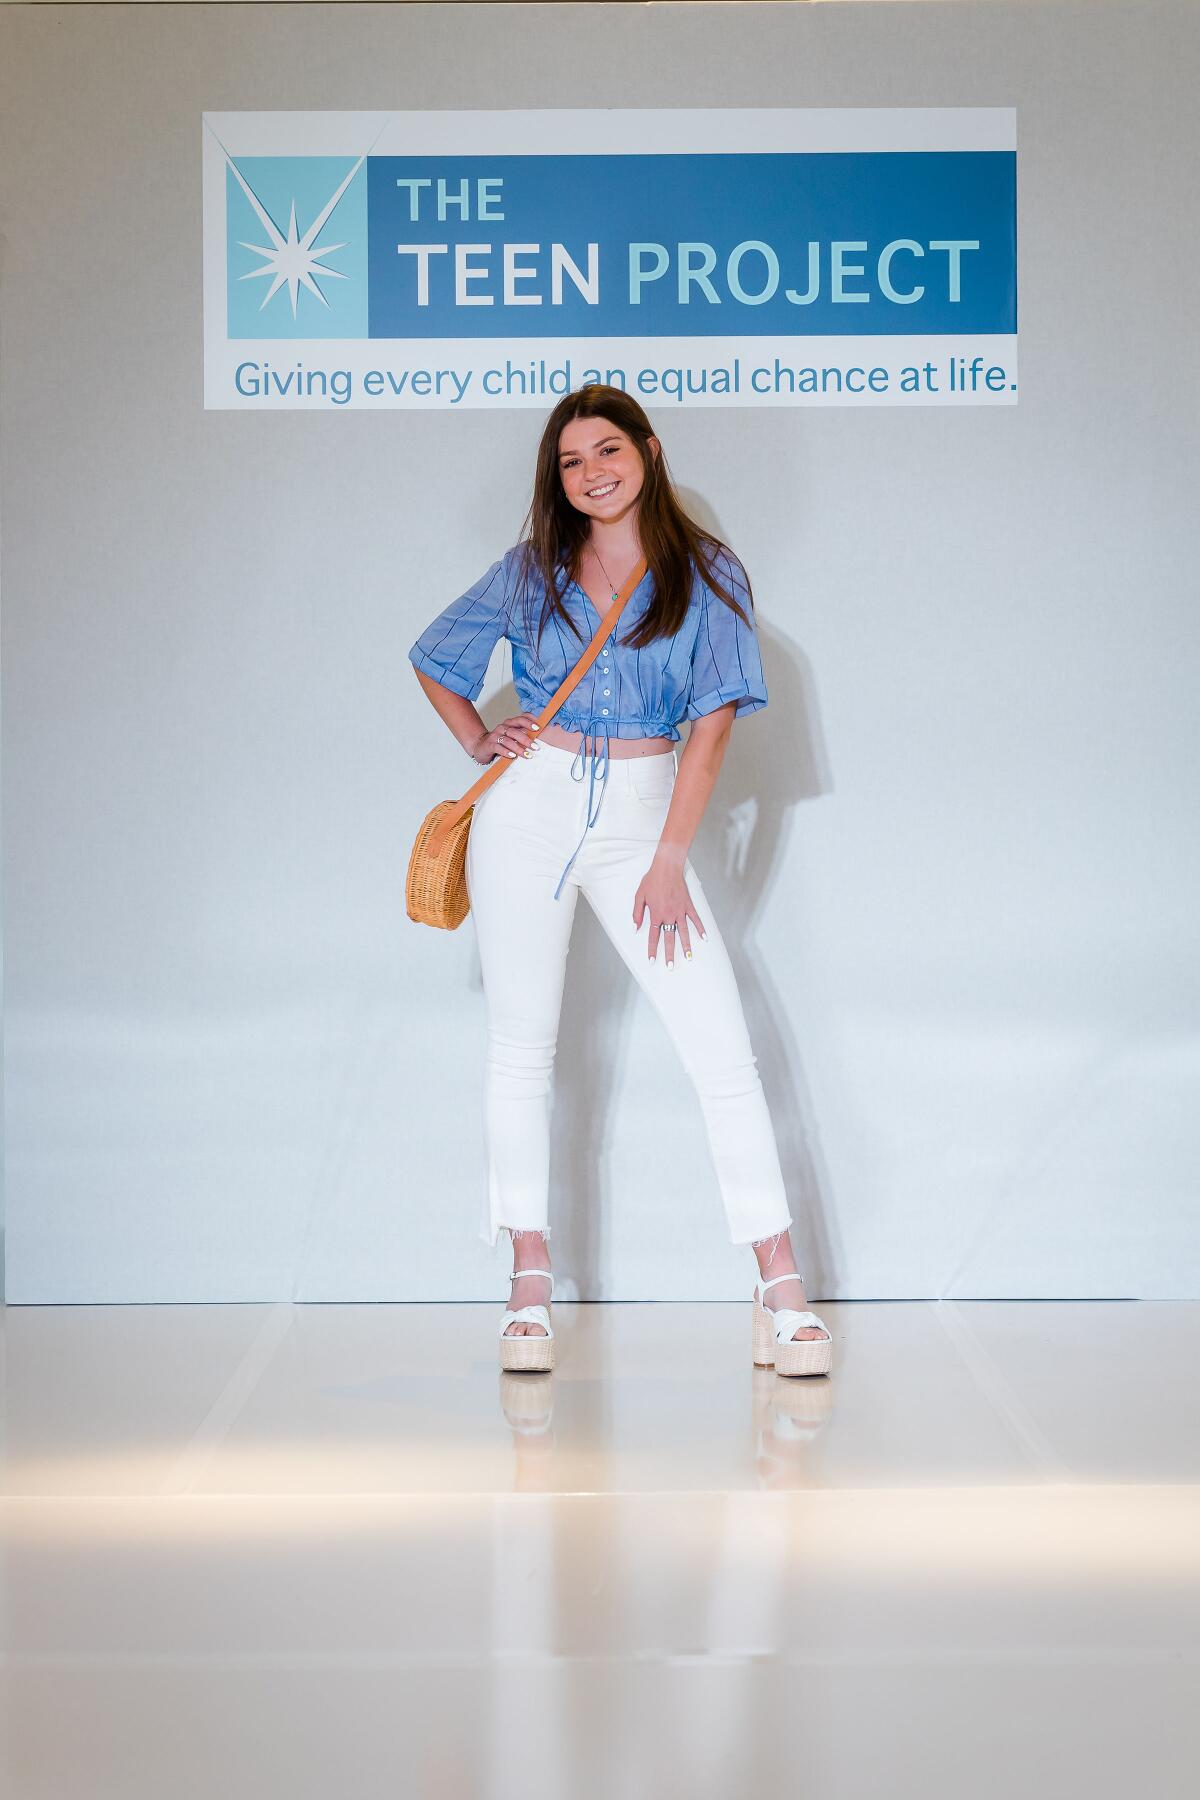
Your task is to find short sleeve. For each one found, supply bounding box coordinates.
[684,550,769,721]
[407,549,513,701]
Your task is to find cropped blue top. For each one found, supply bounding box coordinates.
[408,542,768,898]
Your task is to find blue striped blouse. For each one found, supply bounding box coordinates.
[409,542,768,897]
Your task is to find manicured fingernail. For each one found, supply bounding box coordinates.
[685,951,692,960]
[523,749,532,758]
[507,750,516,757]
[699,931,708,940]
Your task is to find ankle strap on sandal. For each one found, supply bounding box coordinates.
[757,1272,806,1293]
[511,1268,554,1289]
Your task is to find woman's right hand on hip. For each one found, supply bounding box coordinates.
[473,714,542,762]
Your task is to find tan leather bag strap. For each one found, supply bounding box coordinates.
[429,555,647,850]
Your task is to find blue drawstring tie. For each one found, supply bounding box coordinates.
[552,711,612,900]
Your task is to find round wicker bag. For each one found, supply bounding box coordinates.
[405,800,474,930]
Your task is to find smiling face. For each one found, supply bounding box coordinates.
[557,416,658,525]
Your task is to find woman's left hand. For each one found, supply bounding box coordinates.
[633,850,707,968]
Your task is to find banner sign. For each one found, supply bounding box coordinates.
[202,109,1017,410]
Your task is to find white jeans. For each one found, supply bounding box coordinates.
[464,736,795,1250]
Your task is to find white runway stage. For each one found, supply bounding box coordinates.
[2,1297,1197,1798]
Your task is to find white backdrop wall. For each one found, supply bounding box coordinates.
[1,2,1196,1304]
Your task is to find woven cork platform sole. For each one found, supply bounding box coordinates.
[499,1327,555,1372]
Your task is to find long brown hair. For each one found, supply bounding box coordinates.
[512,384,754,653]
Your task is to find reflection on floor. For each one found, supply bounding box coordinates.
[2,1299,1198,1798]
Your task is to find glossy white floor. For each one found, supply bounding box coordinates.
[2,1297,1197,1799]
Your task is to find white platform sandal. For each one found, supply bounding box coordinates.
[752,1272,833,1377]
[500,1268,555,1372]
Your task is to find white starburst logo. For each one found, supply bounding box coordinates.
[225,155,365,319]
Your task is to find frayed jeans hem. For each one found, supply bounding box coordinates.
[485,1223,553,1249]
[736,1216,796,1250]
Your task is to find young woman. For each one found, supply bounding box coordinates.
[409,385,832,1379]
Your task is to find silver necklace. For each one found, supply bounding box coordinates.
[588,543,630,604]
